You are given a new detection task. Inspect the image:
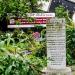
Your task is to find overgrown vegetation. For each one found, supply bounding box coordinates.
[0,30,47,75]
[55,5,75,65]
[0,54,46,75]
[0,0,48,74]
[0,2,75,74]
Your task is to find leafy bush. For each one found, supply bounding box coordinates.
[0,30,46,57]
[0,54,46,75]
[66,27,75,65]
[0,29,47,75]
[0,21,47,75]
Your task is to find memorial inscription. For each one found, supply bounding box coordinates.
[47,18,66,69]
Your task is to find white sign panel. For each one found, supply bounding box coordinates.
[27,13,55,18]
[47,18,66,69]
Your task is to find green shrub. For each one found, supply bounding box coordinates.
[66,27,75,65]
[0,30,46,57]
[0,54,46,75]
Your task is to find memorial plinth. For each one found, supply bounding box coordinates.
[42,67,71,75]
[42,18,71,75]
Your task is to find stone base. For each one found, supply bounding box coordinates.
[42,67,71,75]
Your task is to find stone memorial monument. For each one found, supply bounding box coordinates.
[42,18,71,75]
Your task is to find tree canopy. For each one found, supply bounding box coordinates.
[0,0,49,18]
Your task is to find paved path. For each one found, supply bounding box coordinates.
[72,71,75,75]
[70,66,75,75]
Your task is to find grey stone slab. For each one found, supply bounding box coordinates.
[42,67,71,75]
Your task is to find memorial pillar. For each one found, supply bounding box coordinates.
[42,18,72,75]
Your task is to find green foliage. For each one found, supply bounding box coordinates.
[41,29,46,38]
[55,5,75,65]
[55,5,72,25]
[55,5,67,18]
[0,0,31,19]
[0,0,49,18]
[0,30,46,57]
[0,30,47,75]
[66,27,74,65]
[0,54,46,75]
[66,27,75,65]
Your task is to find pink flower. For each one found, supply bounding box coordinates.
[32,32,40,39]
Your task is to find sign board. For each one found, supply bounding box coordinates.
[47,18,66,69]
[8,13,55,28]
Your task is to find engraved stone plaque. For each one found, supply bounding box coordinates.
[47,18,66,69]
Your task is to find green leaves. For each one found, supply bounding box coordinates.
[5,65,12,75]
[5,33,15,46]
[55,5,67,18]
[0,54,45,75]
[0,30,46,75]
[0,0,48,19]
[0,41,5,47]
